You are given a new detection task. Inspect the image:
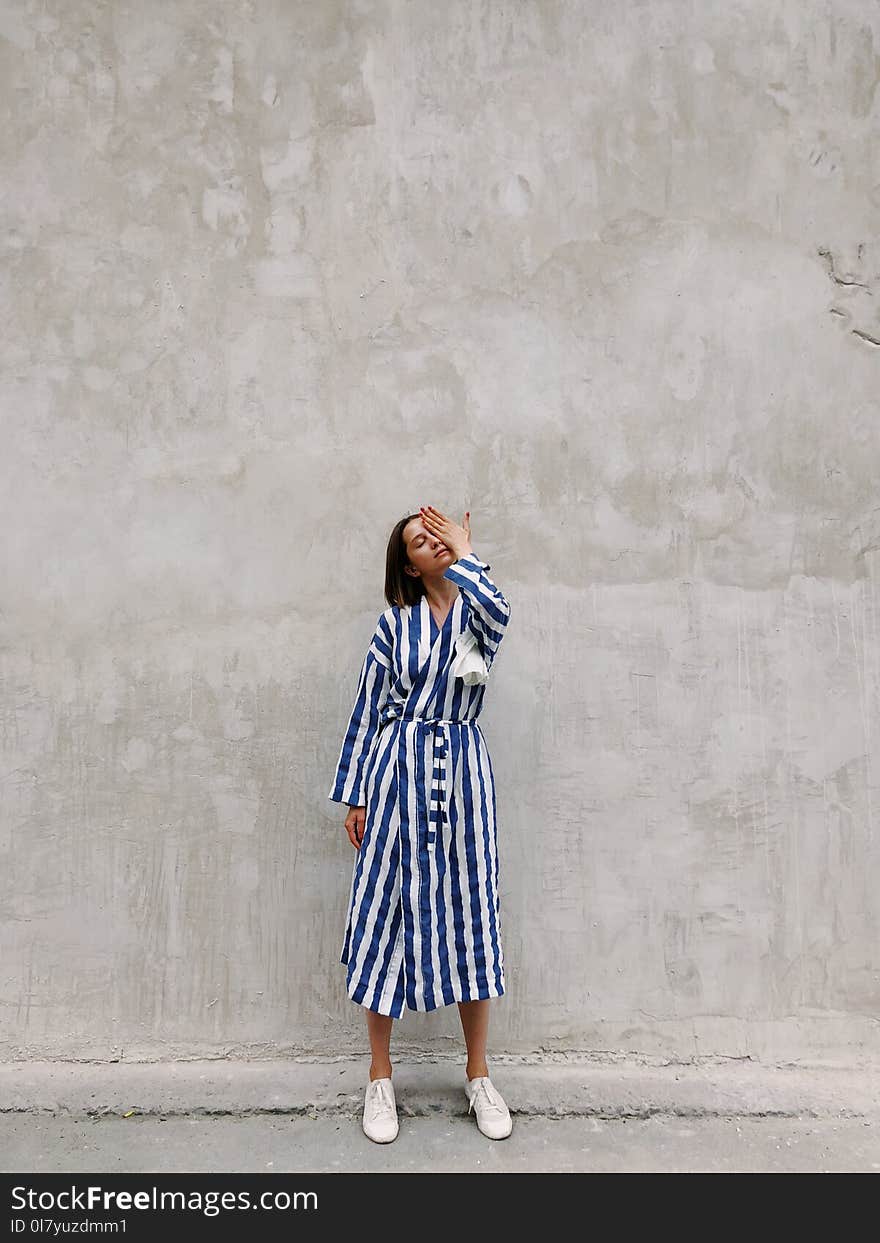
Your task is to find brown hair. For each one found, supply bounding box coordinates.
[384,512,425,608]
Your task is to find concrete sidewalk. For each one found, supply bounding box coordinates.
[2,1058,878,1172]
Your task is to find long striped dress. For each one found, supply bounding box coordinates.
[328,552,512,1017]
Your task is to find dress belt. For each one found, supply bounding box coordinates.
[383,717,478,848]
[383,719,457,851]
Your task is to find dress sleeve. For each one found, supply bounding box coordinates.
[328,612,394,807]
[442,551,511,669]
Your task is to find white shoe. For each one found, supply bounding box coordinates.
[465,1074,513,1139]
[363,1076,399,1143]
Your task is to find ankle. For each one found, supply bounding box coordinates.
[466,1064,489,1080]
[370,1063,393,1081]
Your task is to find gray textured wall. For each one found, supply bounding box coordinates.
[3,0,879,1065]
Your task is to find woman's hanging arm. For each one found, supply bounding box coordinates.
[327,614,393,806]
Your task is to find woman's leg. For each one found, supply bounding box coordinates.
[366,1008,394,1081]
[457,999,490,1079]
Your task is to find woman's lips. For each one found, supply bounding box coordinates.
[435,547,449,558]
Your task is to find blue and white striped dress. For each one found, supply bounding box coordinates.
[328,552,512,1017]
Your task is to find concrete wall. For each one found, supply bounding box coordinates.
[2,0,879,1065]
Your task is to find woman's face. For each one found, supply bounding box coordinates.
[402,517,453,577]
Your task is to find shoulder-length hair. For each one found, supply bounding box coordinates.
[384,512,424,608]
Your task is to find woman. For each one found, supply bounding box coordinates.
[328,505,513,1144]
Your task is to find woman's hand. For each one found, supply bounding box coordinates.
[419,505,473,561]
[345,805,366,850]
